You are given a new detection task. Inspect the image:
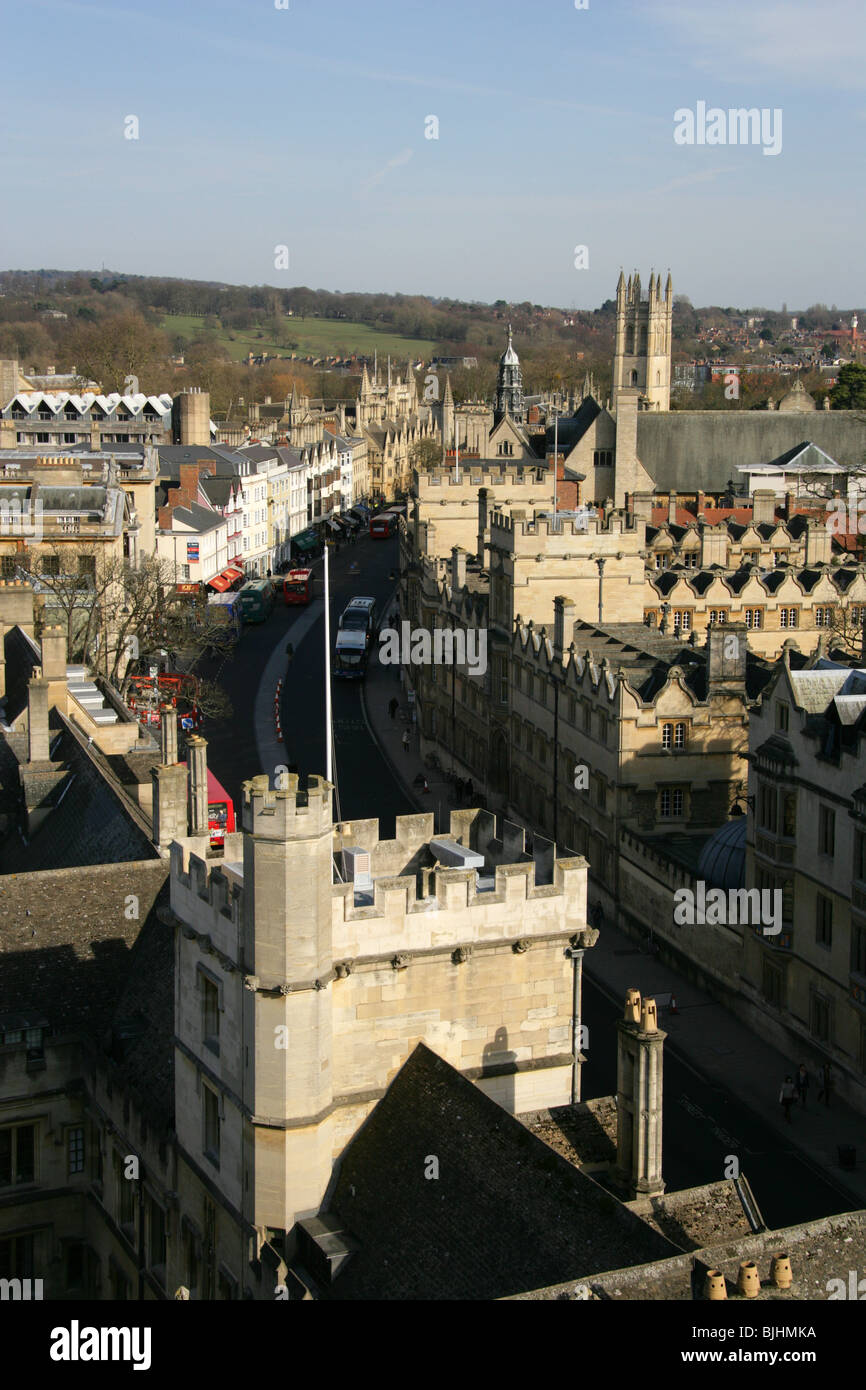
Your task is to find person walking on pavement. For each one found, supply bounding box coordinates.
[796,1062,810,1108]
[388,697,399,721]
[817,1062,833,1107]
[402,729,410,754]
[779,1075,796,1123]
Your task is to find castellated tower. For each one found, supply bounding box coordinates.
[169,773,592,1244]
[612,270,673,413]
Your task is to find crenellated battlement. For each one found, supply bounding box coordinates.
[170,840,244,962]
[241,773,333,839]
[417,465,546,491]
[490,507,645,546]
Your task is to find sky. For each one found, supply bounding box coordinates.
[0,0,863,310]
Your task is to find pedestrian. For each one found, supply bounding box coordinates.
[388,697,399,721]
[402,729,410,754]
[817,1062,832,1107]
[779,1075,796,1123]
[796,1062,810,1108]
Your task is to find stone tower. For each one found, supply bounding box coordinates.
[241,774,335,1229]
[172,388,211,445]
[612,270,673,412]
[614,988,666,1199]
[440,374,455,449]
[493,325,525,425]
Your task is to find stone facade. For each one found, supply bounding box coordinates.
[169,774,590,1245]
[741,658,866,1114]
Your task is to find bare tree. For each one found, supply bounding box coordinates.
[17,547,238,717]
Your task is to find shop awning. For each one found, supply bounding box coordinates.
[326,518,341,532]
[207,564,245,591]
[292,531,319,553]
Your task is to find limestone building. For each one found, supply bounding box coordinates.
[742,655,866,1113]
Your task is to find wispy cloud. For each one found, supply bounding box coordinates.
[645,167,735,197]
[198,32,642,122]
[359,148,413,195]
[641,0,866,88]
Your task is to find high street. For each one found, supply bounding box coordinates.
[196,527,414,837]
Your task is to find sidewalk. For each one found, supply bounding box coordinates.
[361,658,866,1211]
[360,628,454,833]
[584,913,866,1210]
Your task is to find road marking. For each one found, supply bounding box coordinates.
[253,600,324,777]
[678,1092,755,1154]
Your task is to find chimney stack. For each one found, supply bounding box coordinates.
[40,625,67,683]
[188,735,209,837]
[451,546,467,591]
[553,596,576,660]
[667,493,677,524]
[706,622,747,697]
[152,764,188,848]
[27,678,51,763]
[751,489,776,525]
[160,705,178,766]
[615,986,666,1199]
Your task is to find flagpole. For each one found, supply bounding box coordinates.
[455,430,459,483]
[324,539,332,787]
[553,407,558,524]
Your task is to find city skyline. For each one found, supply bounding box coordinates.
[0,0,862,307]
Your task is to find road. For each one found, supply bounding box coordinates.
[196,527,414,838]
[580,972,854,1231]
[197,529,855,1231]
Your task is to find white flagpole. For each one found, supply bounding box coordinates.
[324,539,332,786]
[553,408,558,523]
[455,430,459,483]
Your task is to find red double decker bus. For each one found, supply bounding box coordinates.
[204,768,236,846]
[370,510,398,539]
[283,567,314,604]
[178,764,236,847]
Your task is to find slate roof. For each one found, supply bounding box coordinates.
[547,397,602,451]
[323,1043,678,1300]
[0,858,170,1042]
[167,502,225,534]
[0,719,157,875]
[2,625,41,725]
[199,476,237,508]
[513,1210,866,1301]
[789,669,851,712]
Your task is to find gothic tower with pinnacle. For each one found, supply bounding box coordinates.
[612,270,673,412]
[493,324,525,425]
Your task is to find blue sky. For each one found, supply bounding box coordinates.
[1,0,862,309]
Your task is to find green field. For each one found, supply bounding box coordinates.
[161,313,437,363]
